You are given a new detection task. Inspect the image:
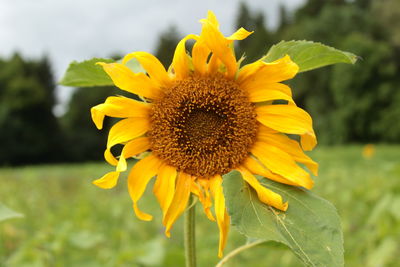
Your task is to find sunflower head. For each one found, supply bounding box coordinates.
[91,10,318,257]
[149,74,258,178]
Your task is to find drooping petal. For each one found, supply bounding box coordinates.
[301,133,318,151]
[192,179,215,221]
[238,167,288,211]
[251,142,314,189]
[256,104,317,150]
[237,55,299,85]
[92,171,120,189]
[242,157,297,186]
[199,16,237,78]
[91,96,150,130]
[257,130,318,175]
[116,137,151,172]
[163,172,193,237]
[105,117,149,165]
[123,51,171,88]
[127,155,163,221]
[153,164,177,219]
[210,175,230,258]
[97,62,160,99]
[171,34,198,79]
[226,27,253,40]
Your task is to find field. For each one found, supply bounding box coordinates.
[1,146,399,267]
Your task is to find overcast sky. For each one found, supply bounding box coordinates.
[0,0,305,114]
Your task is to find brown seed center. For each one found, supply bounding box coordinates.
[184,109,224,147]
[148,75,257,178]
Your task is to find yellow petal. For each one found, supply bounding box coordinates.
[257,123,279,134]
[104,117,149,166]
[122,52,171,88]
[127,155,163,221]
[91,96,150,130]
[91,106,106,130]
[171,34,198,79]
[208,54,222,74]
[192,179,215,221]
[301,133,317,151]
[240,73,292,98]
[251,142,314,189]
[210,175,230,258]
[192,40,211,75]
[238,167,288,211]
[256,104,317,150]
[257,130,318,175]
[199,16,237,78]
[204,10,219,28]
[163,172,192,237]
[227,27,253,40]
[242,157,297,186]
[96,62,160,99]
[117,137,151,172]
[104,149,118,166]
[92,171,120,189]
[153,164,177,219]
[237,55,299,85]
[246,83,295,104]
[133,203,153,221]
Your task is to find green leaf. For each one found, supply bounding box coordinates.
[59,58,115,87]
[263,40,358,72]
[223,171,343,267]
[0,203,24,222]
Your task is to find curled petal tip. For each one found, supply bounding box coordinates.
[165,230,171,238]
[133,203,153,221]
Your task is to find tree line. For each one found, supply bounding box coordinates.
[0,0,399,165]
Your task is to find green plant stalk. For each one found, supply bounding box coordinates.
[216,240,265,267]
[184,195,197,267]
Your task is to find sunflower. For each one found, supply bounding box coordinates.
[91,11,318,257]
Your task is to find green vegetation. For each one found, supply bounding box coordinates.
[1,146,399,266]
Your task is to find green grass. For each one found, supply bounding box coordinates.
[1,145,399,267]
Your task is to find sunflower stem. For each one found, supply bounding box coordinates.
[184,194,197,267]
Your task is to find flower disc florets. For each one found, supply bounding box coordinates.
[149,75,258,178]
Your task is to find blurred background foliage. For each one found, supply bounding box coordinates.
[0,0,399,165]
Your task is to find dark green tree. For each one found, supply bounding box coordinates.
[232,0,400,144]
[278,0,400,143]
[235,3,276,63]
[0,54,64,165]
